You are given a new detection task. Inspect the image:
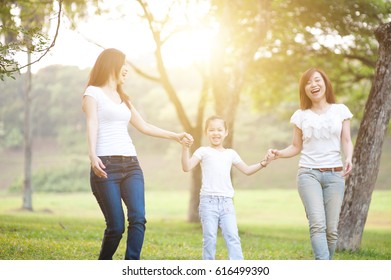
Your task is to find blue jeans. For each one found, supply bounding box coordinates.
[90,156,146,260]
[297,167,345,260]
[199,195,243,260]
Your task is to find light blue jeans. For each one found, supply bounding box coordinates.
[199,195,244,260]
[297,167,345,260]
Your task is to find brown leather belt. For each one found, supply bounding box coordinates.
[317,167,343,172]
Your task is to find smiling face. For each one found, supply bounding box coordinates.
[304,71,326,103]
[298,68,336,109]
[205,118,228,148]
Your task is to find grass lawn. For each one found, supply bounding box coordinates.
[0,189,390,260]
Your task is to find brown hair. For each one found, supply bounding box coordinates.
[298,68,335,110]
[86,48,131,108]
[204,115,227,133]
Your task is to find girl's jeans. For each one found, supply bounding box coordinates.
[199,195,243,260]
[297,167,345,260]
[90,156,146,260]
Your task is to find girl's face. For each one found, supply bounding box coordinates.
[206,119,228,147]
[305,71,326,103]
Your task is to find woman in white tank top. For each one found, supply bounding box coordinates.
[82,48,193,260]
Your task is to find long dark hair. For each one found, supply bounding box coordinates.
[86,48,131,108]
[298,68,335,110]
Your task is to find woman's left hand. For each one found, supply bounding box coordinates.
[343,160,353,177]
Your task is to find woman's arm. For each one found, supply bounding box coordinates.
[130,105,192,143]
[181,145,200,172]
[270,125,303,159]
[82,96,107,178]
[341,119,354,176]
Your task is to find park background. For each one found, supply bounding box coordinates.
[0,0,390,260]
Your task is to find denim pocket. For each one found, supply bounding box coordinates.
[199,196,213,207]
[326,171,345,186]
[297,167,311,176]
[199,196,215,215]
[223,198,235,214]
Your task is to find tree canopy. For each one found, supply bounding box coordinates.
[246,0,390,117]
[0,0,101,80]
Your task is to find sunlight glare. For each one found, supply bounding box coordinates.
[163,27,215,68]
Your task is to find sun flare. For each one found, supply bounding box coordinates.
[163,27,215,67]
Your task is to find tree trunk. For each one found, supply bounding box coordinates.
[337,22,391,251]
[23,51,33,211]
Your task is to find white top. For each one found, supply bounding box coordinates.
[84,86,137,156]
[193,146,242,198]
[290,103,352,168]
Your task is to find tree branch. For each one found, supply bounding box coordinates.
[136,0,193,132]
[126,60,161,82]
[344,54,376,68]
[18,0,63,71]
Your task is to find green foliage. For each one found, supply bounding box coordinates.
[247,0,391,113]
[2,127,23,149]
[57,125,86,154]
[8,162,90,193]
[0,1,54,80]
[0,0,102,80]
[0,65,89,149]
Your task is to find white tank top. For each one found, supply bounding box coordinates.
[84,86,137,156]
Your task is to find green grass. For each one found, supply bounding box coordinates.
[0,190,390,260]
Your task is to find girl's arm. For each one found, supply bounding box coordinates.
[181,145,200,172]
[270,125,303,159]
[82,96,107,178]
[234,159,269,176]
[130,104,192,143]
[341,119,354,176]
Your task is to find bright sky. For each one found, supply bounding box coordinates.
[27,0,214,73]
[28,1,151,72]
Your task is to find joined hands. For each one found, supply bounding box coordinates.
[180,133,194,148]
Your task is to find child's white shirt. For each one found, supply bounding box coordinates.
[193,146,242,198]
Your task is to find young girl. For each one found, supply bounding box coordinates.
[267,68,353,260]
[181,115,272,260]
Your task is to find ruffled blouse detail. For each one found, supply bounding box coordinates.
[290,104,353,141]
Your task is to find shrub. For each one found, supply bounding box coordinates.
[8,163,90,193]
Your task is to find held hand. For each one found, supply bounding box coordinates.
[90,156,107,179]
[181,137,194,148]
[343,160,353,177]
[267,148,280,160]
[178,132,194,147]
[261,149,276,167]
[184,132,194,142]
